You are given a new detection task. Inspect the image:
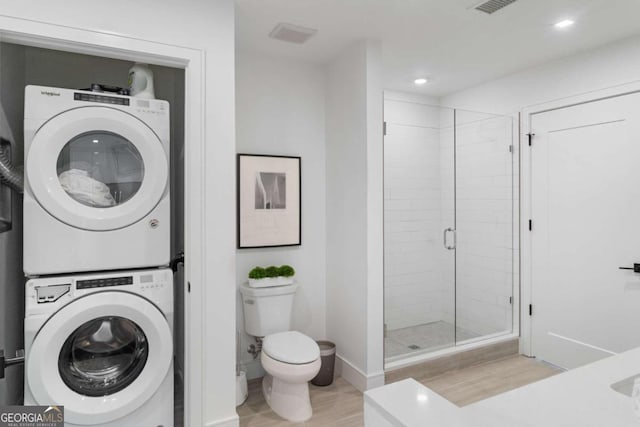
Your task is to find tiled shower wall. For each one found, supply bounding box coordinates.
[384,95,515,339]
[383,98,446,331]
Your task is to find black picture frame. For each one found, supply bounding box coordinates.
[237,153,301,249]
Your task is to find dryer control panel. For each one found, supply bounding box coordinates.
[74,92,130,106]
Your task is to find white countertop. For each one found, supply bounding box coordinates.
[365,347,640,426]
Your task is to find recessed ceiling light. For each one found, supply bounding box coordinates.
[414,78,428,85]
[554,19,575,29]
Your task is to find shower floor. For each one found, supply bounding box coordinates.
[384,321,479,359]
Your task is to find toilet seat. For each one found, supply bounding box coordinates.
[263,331,320,364]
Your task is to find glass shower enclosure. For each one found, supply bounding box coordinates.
[383,98,516,363]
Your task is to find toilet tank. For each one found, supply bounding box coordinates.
[239,283,297,337]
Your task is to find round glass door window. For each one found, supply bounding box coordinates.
[58,316,148,397]
[56,131,145,208]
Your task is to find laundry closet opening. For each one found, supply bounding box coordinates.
[0,42,186,426]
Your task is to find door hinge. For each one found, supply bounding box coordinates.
[527,133,535,146]
[187,281,191,293]
[528,219,532,231]
[529,304,533,316]
[509,145,513,153]
[509,296,513,304]
[383,121,387,136]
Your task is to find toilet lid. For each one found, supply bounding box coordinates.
[263,331,320,365]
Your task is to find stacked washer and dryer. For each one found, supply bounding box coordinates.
[22,85,174,427]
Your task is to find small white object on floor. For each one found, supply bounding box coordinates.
[236,371,248,407]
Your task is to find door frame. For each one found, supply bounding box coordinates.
[520,80,640,356]
[0,15,207,425]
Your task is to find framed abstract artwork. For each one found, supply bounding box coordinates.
[237,154,301,248]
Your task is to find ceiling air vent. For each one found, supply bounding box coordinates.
[474,0,518,14]
[269,23,318,44]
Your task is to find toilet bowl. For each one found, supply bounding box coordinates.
[239,283,322,421]
[260,331,320,422]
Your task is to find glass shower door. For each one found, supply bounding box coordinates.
[437,107,457,352]
[383,100,456,360]
[454,110,515,344]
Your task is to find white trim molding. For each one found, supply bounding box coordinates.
[335,354,385,392]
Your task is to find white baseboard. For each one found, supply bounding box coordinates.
[335,354,385,392]
[205,414,239,427]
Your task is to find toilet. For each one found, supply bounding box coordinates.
[239,283,321,422]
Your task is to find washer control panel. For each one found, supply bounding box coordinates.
[25,269,173,315]
[77,275,133,290]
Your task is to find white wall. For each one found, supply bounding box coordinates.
[442,34,640,114]
[383,92,446,330]
[235,52,326,380]
[326,40,384,391]
[0,2,237,426]
[365,41,384,382]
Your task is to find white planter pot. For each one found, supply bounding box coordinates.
[248,276,295,288]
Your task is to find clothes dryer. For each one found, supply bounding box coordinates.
[23,85,170,275]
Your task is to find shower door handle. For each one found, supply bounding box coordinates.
[443,228,456,250]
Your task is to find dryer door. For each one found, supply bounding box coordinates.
[26,292,172,425]
[26,106,168,231]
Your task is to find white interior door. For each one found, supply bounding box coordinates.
[530,92,640,369]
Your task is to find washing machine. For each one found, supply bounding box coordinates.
[24,268,173,427]
[23,85,170,275]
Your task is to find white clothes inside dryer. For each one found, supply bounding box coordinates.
[58,168,116,207]
[56,131,145,208]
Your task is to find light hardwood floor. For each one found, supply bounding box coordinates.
[238,376,364,426]
[237,355,561,426]
[420,355,561,407]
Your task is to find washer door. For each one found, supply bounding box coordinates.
[27,106,168,231]
[27,292,172,425]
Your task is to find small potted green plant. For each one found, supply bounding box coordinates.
[248,264,296,287]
